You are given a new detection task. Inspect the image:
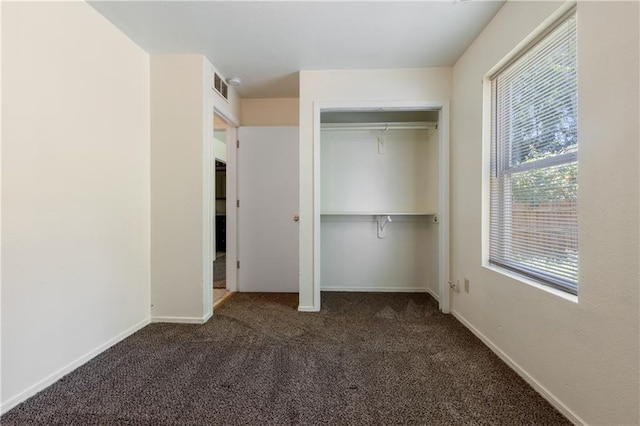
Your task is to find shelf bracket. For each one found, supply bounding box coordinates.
[377,215,392,239]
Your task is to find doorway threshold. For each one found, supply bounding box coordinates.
[213,290,234,310]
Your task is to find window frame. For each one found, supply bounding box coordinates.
[488,7,578,296]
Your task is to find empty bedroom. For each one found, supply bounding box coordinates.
[1,1,638,425]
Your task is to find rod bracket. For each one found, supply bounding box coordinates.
[377,215,392,238]
[378,124,388,154]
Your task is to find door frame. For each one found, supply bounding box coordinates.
[312,100,451,313]
[204,106,239,319]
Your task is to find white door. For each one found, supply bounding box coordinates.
[237,127,299,292]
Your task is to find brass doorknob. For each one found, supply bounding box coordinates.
[293,215,300,222]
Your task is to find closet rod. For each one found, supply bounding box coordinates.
[320,121,437,131]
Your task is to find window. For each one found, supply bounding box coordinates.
[490,9,578,295]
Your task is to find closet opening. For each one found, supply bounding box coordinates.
[312,103,450,313]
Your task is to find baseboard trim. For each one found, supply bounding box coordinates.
[426,287,440,301]
[451,311,584,426]
[321,286,429,293]
[297,305,317,312]
[1,317,151,415]
[151,315,210,324]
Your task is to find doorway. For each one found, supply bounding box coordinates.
[213,113,234,309]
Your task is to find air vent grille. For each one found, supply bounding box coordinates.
[213,72,228,101]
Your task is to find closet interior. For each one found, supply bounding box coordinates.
[320,110,441,299]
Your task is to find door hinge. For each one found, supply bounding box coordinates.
[236,199,240,208]
[237,260,240,269]
[237,140,239,148]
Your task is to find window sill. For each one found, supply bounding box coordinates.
[483,264,578,304]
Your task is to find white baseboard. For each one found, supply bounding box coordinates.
[321,286,429,293]
[426,287,440,301]
[297,305,318,312]
[451,311,584,426]
[1,317,151,415]
[151,314,210,324]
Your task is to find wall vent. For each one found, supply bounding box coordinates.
[213,72,228,101]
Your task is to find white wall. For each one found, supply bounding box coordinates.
[214,133,227,162]
[150,55,240,322]
[241,98,299,126]
[1,1,151,412]
[451,1,639,424]
[321,218,438,294]
[150,55,207,322]
[214,138,227,162]
[299,68,452,310]
[320,128,440,295]
[321,129,437,213]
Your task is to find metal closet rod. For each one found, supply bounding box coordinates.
[320,121,438,131]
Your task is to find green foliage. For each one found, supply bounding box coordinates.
[503,23,578,204]
[511,160,577,203]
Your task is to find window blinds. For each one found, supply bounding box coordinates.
[490,10,578,294]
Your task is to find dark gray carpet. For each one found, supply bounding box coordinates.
[1,293,570,425]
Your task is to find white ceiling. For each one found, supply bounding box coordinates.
[89,1,505,98]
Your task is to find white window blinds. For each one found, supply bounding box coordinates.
[490,10,578,294]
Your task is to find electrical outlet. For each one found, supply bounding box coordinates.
[464,278,470,293]
[449,280,460,292]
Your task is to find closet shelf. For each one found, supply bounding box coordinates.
[320,121,437,131]
[321,212,436,216]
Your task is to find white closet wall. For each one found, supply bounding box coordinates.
[322,129,437,213]
[320,124,440,296]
